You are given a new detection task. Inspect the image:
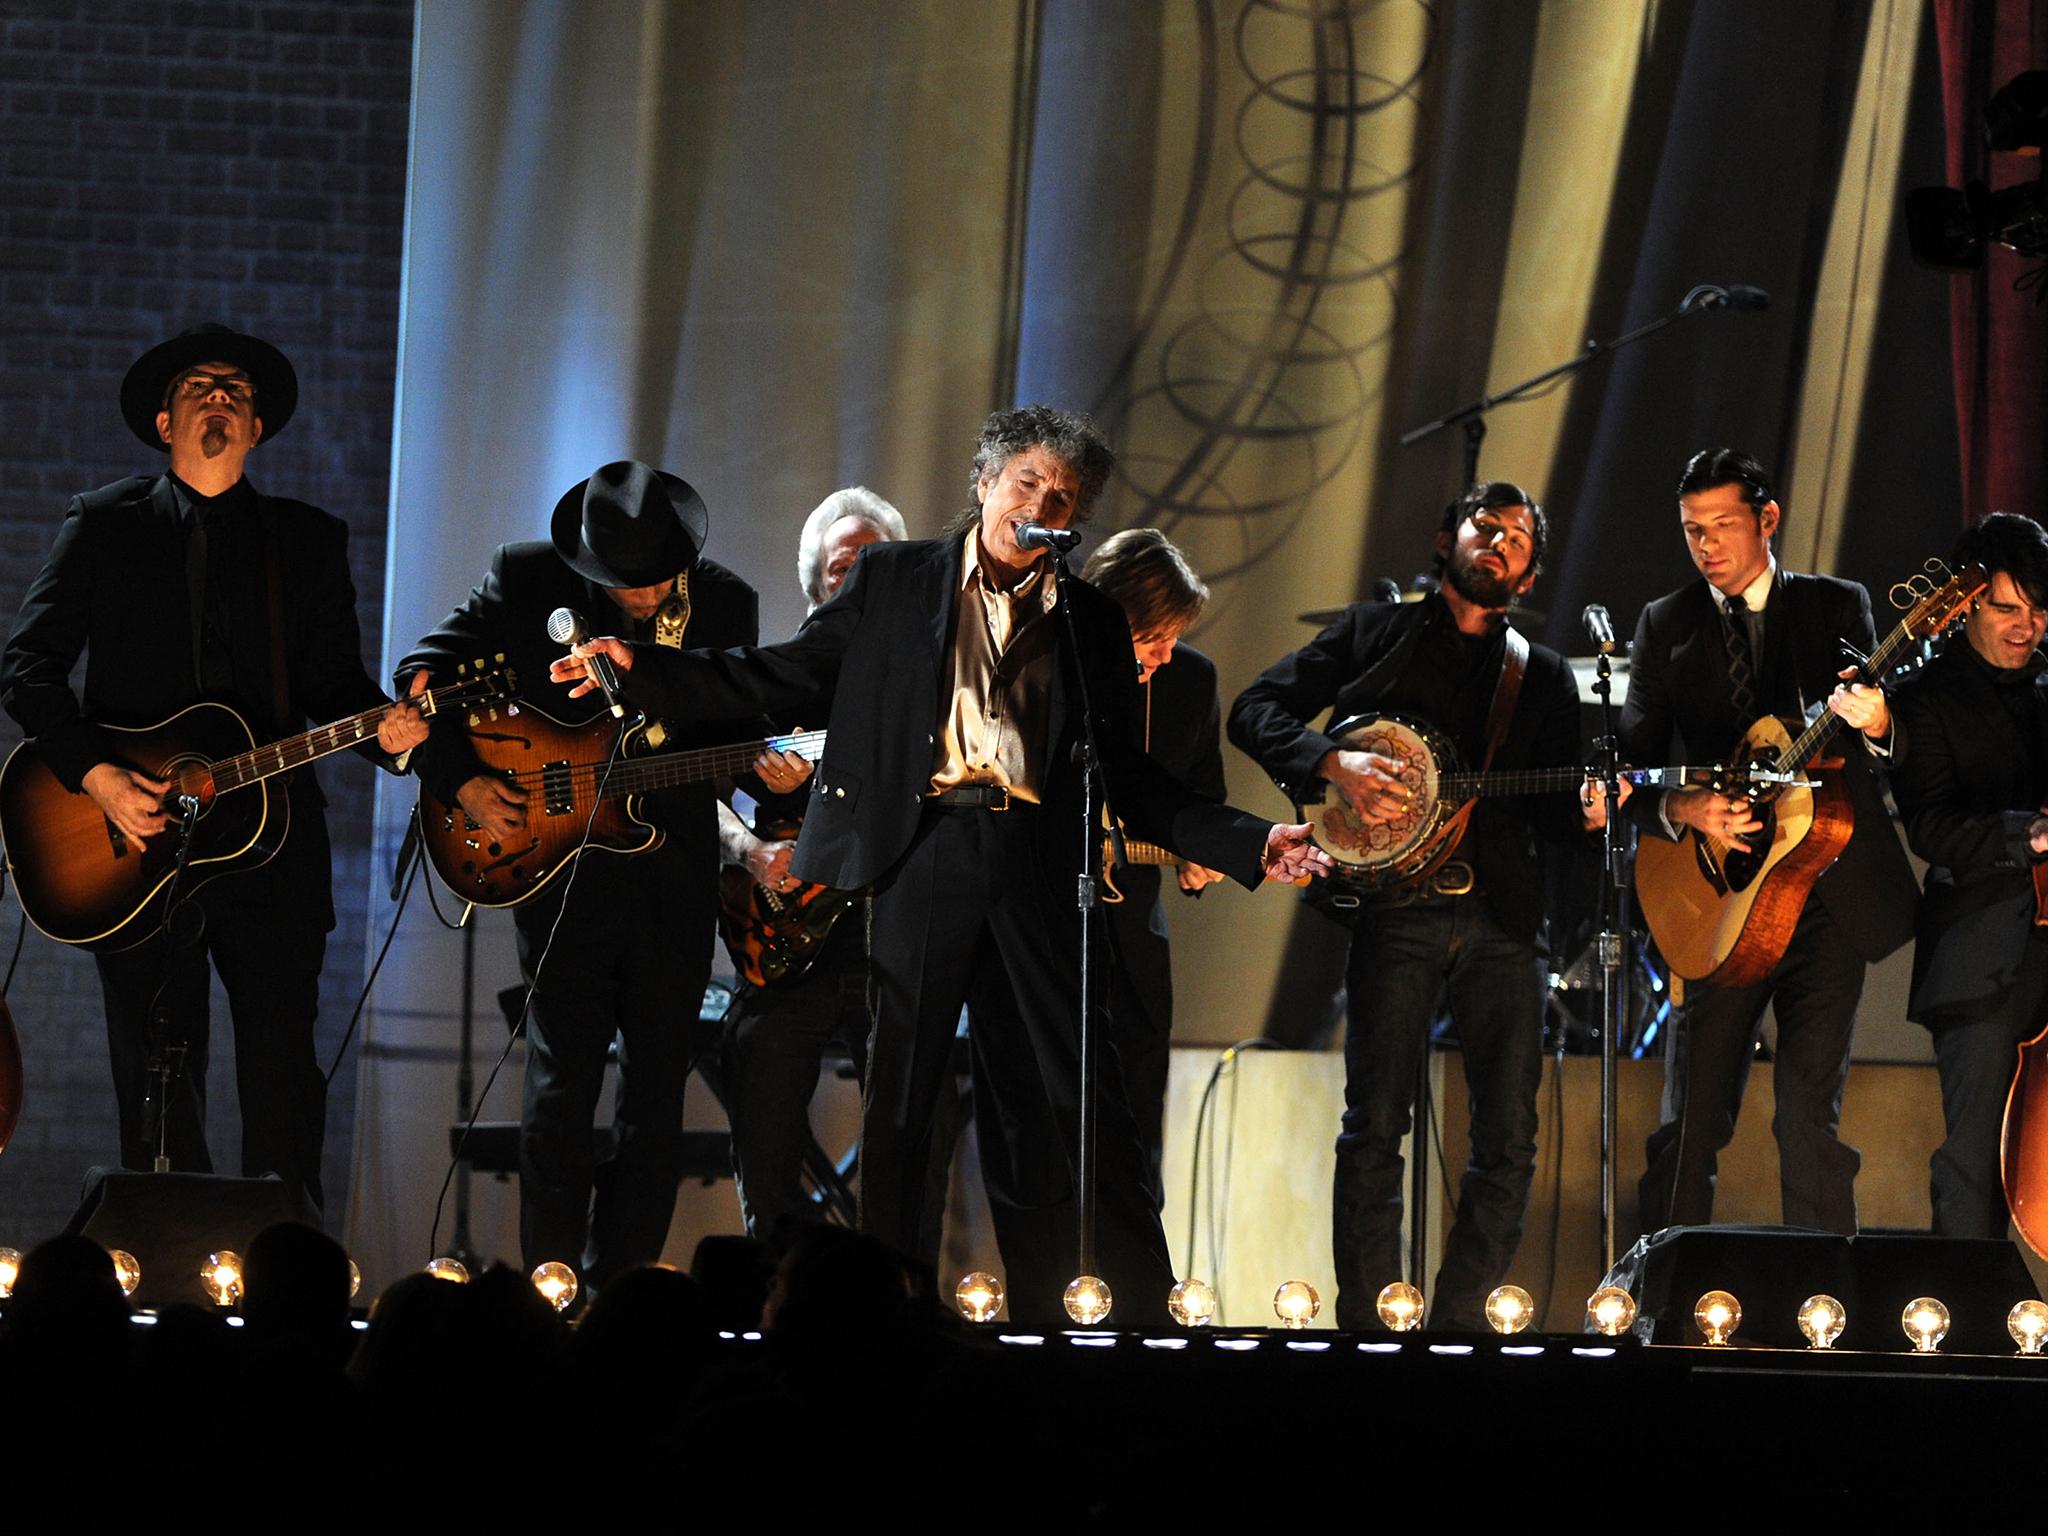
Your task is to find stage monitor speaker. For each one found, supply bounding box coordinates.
[65,1167,301,1309]
[1604,1224,2039,1352]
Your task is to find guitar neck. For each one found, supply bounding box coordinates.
[210,677,504,792]
[586,729,829,800]
[1119,839,1182,867]
[1781,609,1917,765]
[211,703,399,791]
[1437,763,1724,800]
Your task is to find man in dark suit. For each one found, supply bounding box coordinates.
[399,462,771,1286]
[552,407,1327,1325]
[1081,528,1229,1200]
[1230,480,1600,1329]
[1622,448,1918,1235]
[0,323,427,1214]
[1888,512,2048,1238]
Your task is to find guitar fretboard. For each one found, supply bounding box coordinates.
[210,681,497,792]
[498,730,829,800]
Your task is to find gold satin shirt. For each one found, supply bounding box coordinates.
[928,528,1059,801]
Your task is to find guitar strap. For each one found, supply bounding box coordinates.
[1435,624,1530,860]
[639,572,694,749]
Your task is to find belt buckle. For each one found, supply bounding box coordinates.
[985,784,1011,812]
[1430,861,1474,897]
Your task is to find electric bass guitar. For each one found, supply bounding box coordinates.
[716,814,860,989]
[419,704,826,908]
[0,667,516,950]
[1635,561,1984,986]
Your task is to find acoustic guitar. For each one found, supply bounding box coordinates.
[419,704,826,908]
[0,667,515,951]
[1635,562,1983,986]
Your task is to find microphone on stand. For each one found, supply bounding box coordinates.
[1685,282,1772,313]
[1016,523,1081,554]
[545,606,625,718]
[1582,603,1617,652]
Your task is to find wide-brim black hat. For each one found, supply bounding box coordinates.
[550,461,709,588]
[119,323,298,451]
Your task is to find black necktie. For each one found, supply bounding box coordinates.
[1724,593,1756,720]
[186,501,209,689]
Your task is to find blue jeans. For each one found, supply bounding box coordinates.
[1333,897,1543,1329]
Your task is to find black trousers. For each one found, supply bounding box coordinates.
[719,918,870,1239]
[1333,896,1544,1330]
[865,804,1175,1328]
[94,809,332,1216]
[1928,930,2048,1238]
[1639,898,1866,1234]
[514,851,713,1287]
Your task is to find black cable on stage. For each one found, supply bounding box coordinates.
[0,858,25,999]
[419,845,471,931]
[323,839,422,1086]
[427,726,625,1264]
[1184,1037,1278,1298]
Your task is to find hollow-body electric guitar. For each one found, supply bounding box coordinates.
[0,668,515,950]
[419,703,826,908]
[1635,561,1984,985]
[716,814,860,989]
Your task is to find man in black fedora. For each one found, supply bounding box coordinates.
[1,322,429,1215]
[400,461,789,1286]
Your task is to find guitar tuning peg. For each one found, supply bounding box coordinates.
[456,661,468,675]
[494,652,505,664]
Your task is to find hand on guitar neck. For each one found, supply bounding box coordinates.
[376,669,433,756]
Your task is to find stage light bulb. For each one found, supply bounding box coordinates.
[1485,1284,1535,1336]
[955,1271,1004,1323]
[201,1250,244,1307]
[1167,1278,1217,1327]
[1693,1290,1740,1345]
[1064,1274,1112,1326]
[2006,1300,2048,1354]
[1902,1297,1949,1353]
[347,1260,361,1300]
[1375,1281,1425,1332]
[425,1257,470,1284]
[530,1261,578,1313]
[1797,1294,1846,1350]
[1272,1280,1321,1329]
[109,1249,141,1298]
[0,1246,19,1298]
[1586,1286,1637,1337]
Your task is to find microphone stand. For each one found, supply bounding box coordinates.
[1046,548,1123,1299]
[1400,286,1763,483]
[1586,635,1628,1273]
[141,792,205,1172]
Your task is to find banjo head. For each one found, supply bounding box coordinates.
[1301,715,1460,876]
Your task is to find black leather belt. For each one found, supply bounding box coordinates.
[931,784,1026,811]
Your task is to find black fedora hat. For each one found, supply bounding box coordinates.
[120,323,298,451]
[550,461,709,588]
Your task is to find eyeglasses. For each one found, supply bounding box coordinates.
[171,371,256,402]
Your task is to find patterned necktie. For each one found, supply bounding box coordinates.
[1724,593,1756,720]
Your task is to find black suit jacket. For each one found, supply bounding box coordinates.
[2,473,398,930]
[619,536,1272,894]
[1888,641,2048,1028]
[1619,570,1918,963]
[1226,596,1583,944]
[397,541,760,892]
[1106,643,1227,1021]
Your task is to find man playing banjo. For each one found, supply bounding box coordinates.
[1229,480,1608,1330]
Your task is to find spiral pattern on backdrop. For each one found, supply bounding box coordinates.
[1106,0,1435,586]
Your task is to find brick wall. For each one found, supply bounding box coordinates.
[0,0,414,1246]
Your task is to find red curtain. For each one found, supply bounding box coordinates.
[1935,0,2048,523]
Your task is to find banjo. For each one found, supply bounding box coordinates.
[1294,713,1800,907]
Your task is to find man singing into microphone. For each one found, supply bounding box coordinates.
[399,462,790,1290]
[549,408,1329,1324]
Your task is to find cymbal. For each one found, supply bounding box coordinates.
[1567,654,1631,705]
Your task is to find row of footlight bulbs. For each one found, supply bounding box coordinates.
[952,1270,2048,1354]
[0,1247,582,1314]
